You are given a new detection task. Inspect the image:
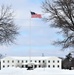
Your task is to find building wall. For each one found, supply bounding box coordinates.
[1,57,62,69]
[47,57,61,69]
[1,57,17,69]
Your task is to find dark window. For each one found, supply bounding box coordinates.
[43,60,45,63]
[48,60,50,63]
[30,60,32,62]
[53,60,55,63]
[53,65,55,68]
[12,60,14,63]
[57,60,59,63]
[3,65,5,68]
[39,65,41,68]
[3,60,5,63]
[35,60,37,62]
[22,65,24,68]
[22,60,24,63]
[34,65,37,68]
[7,60,9,63]
[39,60,41,63]
[7,65,9,67]
[18,60,19,63]
[48,65,50,67]
[57,65,59,67]
[25,65,28,68]
[25,60,27,63]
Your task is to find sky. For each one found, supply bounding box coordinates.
[0,0,71,57]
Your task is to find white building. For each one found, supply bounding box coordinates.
[1,56,62,69]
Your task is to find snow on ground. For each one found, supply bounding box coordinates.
[0,68,74,75]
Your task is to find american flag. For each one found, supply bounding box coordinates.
[31,11,42,18]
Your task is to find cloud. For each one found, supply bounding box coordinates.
[0,0,65,57]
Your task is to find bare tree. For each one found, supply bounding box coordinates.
[42,0,74,49]
[0,5,18,45]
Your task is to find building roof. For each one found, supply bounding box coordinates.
[2,56,62,60]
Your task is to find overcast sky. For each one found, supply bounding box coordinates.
[0,0,71,57]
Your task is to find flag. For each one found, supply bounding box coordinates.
[31,11,42,18]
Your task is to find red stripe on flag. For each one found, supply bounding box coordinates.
[31,13,42,18]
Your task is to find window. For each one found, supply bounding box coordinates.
[22,60,24,63]
[48,60,50,63]
[43,60,45,63]
[53,65,55,68]
[39,65,41,68]
[35,60,37,62]
[3,65,5,68]
[30,60,32,62]
[48,65,50,67]
[12,60,14,63]
[17,60,19,63]
[7,65,9,67]
[57,60,59,63]
[3,60,5,63]
[7,60,9,63]
[34,65,37,68]
[53,60,55,63]
[22,65,24,68]
[25,60,27,63]
[39,60,41,63]
[25,65,28,68]
[57,65,59,67]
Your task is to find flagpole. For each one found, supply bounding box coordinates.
[29,11,42,62]
[29,12,32,62]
